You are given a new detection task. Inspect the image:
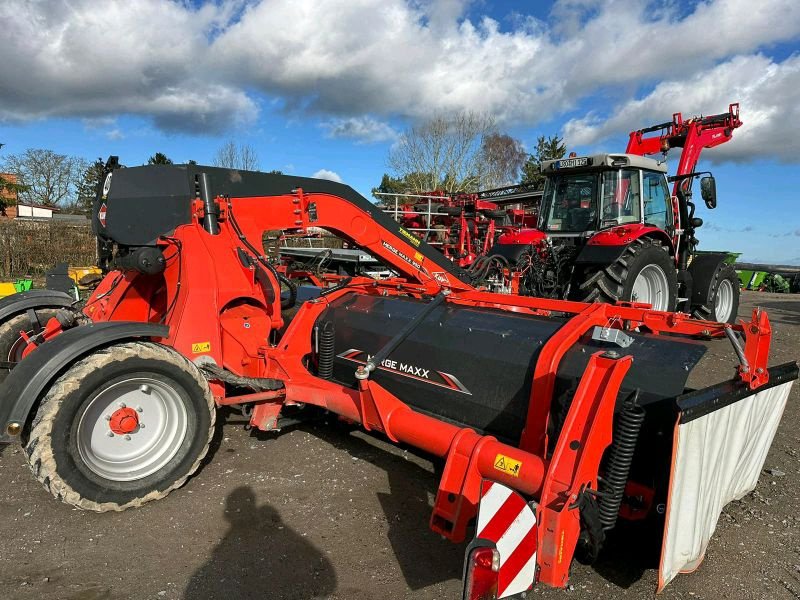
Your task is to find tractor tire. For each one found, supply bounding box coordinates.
[691,263,740,324]
[25,341,215,512]
[0,308,62,386]
[577,238,677,311]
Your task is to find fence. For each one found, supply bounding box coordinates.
[0,220,96,279]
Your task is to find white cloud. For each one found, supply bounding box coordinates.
[1,0,799,161]
[320,116,399,143]
[311,169,343,182]
[563,54,800,162]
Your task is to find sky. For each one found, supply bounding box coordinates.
[1,0,799,265]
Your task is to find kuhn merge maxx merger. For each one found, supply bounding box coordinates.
[0,161,795,598]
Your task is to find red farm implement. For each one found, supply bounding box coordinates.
[0,157,794,597]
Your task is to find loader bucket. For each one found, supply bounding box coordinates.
[658,362,797,590]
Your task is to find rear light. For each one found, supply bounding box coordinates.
[464,546,500,600]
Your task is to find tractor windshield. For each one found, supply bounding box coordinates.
[541,169,642,233]
[540,173,599,233]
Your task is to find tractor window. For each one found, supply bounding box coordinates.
[600,169,641,227]
[540,173,599,233]
[643,171,672,230]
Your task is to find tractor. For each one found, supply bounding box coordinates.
[0,157,794,598]
[467,105,744,323]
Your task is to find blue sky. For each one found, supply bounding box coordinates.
[1,0,799,264]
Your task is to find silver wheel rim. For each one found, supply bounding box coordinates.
[630,264,671,311]
[715,278,735,322]
[76,376,188,481]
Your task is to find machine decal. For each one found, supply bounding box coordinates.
[98,203,108,227]
[493,454,522,477]
[474,481,538,598]
[398,227,421,247]
[191,341,211,353]
[381,240,423,270]
[431,271,449,285]
[337,349,471,395]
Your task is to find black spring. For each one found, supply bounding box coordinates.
[317,321,335,380]
[598,392,645,531]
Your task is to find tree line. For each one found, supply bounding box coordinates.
[0,142,264,214]
[372,112,566,201]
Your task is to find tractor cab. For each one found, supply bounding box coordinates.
[538,153,673,239]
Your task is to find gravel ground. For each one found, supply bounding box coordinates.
[0,290,798,600]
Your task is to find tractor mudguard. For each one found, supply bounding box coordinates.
[687,252,729,306]
[0,289,74,323]
[658,361,798,590]
[0,321,168,444]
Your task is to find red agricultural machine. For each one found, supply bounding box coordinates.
[476,104,744,324]
[379,183,541,268]
[0,159,795,598]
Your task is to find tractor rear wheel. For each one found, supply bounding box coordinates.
[25,341,215,511]
[691,263,740,324]
[0,308,61,386]
[577,238,677,311]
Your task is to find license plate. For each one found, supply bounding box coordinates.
[557,157,589,168]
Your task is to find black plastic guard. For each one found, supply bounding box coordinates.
[0,290,74,322]
[677,361,798,423]
[0,321,168,444]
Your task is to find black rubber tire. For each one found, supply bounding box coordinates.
[0,308,61,386]
[577,238,677,311]
[691,263,740,324]
[484,209,507,219]
[25,341,215,512]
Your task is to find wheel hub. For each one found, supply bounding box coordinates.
[108,407,139,435]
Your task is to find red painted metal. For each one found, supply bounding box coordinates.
[108,407,139,435]
[536,351,632,587]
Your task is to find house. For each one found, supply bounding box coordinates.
[0,172,19,218]
[15,202,60,220]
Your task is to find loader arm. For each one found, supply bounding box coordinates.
[626,103,742,196]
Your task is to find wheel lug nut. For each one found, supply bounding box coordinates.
[136,406,143,413]
[139,423,146,429]
[107,431,114,438]
[105,415,111,421]
[118,402,126,408]
[139,385,151,394]
[124,435,131,441]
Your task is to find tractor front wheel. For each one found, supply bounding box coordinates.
[691,263,740,324]
[577,238,677,311]
[25,341,215,511]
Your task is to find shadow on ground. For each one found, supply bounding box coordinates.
[184,486,337,600]
[301,422,465,591]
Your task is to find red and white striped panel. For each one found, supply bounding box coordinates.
[476,480,538,598]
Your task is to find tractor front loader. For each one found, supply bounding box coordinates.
[0,160,795,597]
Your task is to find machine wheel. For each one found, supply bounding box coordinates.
[0,308,62,386]
[691,263,740,324]
[25,341,215,512]
[578,238,677,311]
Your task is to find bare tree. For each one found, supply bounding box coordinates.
[1,149,87,207]
[480,133,528,188]
[212,141,260,171]
[387,112,499,194]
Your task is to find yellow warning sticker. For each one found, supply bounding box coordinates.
[414,251,424,262]
[191,341,211,354]
[494,453,522,477]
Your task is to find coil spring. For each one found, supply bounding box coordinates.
[598,394,645,531]
[318,321,335,380]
